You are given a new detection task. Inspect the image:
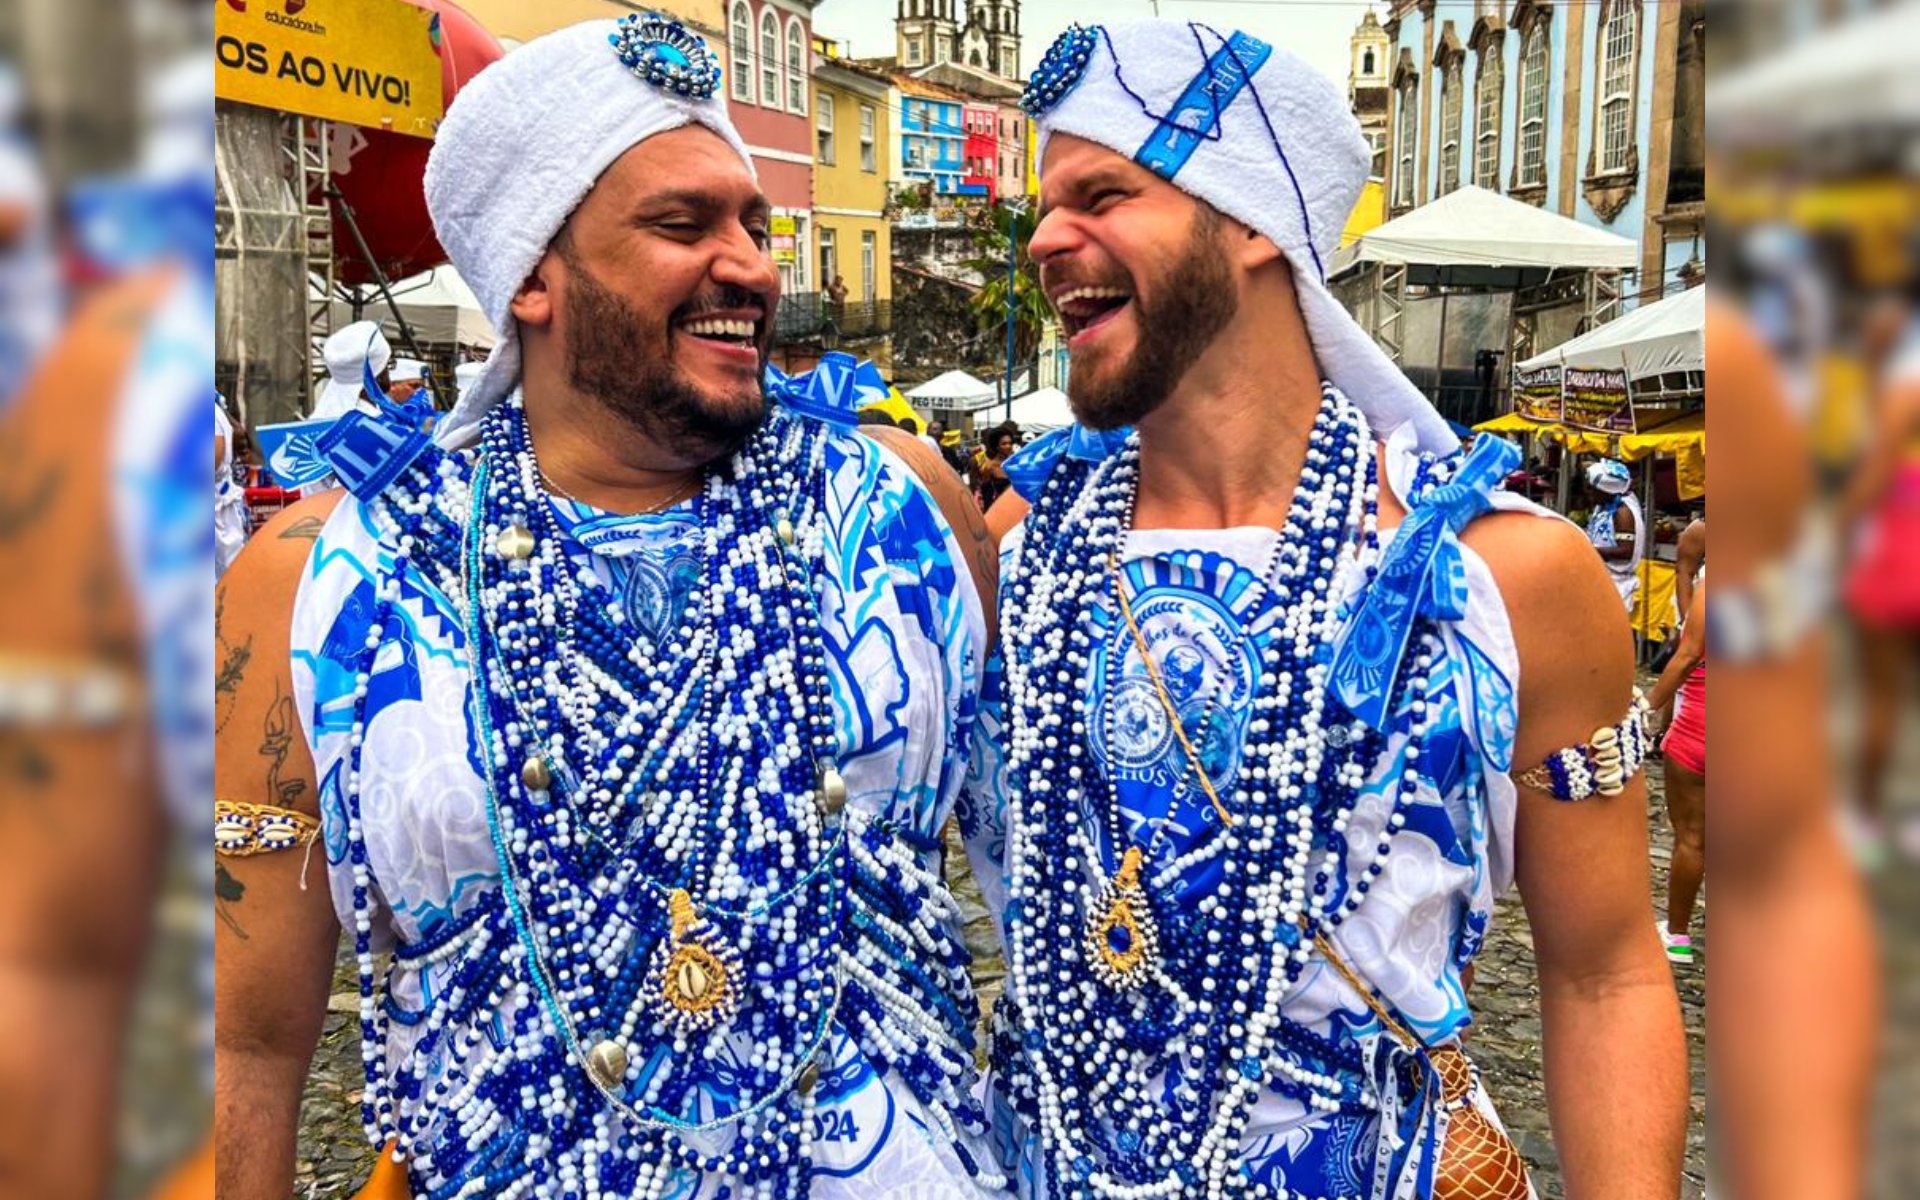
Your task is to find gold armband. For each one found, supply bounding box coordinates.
[215,800,321,856]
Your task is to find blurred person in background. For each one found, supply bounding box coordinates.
[1710,294,1878,1200]
[1584,458,1645,611]
[386,356,427,406]
[1841,285,1920,865]
[0,63,62,413]
[971,422,1016,509]
[1645,580,1706,966]
[0,43,214,1200]
[309,319,391,422]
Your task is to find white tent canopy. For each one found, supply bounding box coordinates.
[1329,186,1637,283]
[1517,285,1706,379]
[1711,3,1920,142]
[906,369,998,411]
[325,267,497,350]
[1009,386,1073,431]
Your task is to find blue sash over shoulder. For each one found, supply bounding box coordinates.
[1003,422,1133,501]
[764,351,887,427]
[1329,435,1520,730]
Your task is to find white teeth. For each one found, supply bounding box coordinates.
[1053,286,1131,307]
[681,318,756,338]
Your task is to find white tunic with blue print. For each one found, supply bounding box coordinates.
[291,426,997,1197]
[961,428,1546,1200]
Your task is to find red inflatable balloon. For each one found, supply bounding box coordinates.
[328,0,502,286]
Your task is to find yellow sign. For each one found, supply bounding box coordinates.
[215,0,445,139]
[770,217,797,236]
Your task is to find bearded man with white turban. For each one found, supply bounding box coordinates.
[959,21,1684,1199]
[214,14,998,1200]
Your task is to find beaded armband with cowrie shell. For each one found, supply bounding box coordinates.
[1514,691,1652,801]
[215,800,321,856]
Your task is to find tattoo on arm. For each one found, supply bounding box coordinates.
[215,590,253,736]
[277,515,325,541]
[0,426,62,541]
[216,861,249,940]
[259,679,307,809]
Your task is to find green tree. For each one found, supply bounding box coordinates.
[966,201,1051,376]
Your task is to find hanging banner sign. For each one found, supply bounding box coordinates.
[215,0,445,139]
[1511,365,1563,423]
[770,215,798,264]
[1561,366,1637,434]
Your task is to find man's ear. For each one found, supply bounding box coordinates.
[510,251,558,327]
[1234,222,1284,272]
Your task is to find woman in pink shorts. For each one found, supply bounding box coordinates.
[1648,582,1706,964]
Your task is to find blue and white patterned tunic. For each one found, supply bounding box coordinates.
[961,426,1547,1199]
[290,421,997,1197]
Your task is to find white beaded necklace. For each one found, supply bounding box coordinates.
[994,387,1443,1197]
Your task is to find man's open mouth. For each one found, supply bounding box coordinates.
[1053,286,1133,338]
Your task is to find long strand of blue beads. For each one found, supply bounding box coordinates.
[994,386,1447,1199]
[331,396,1003,1199]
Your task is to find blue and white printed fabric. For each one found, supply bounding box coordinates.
[960,425,1549,1199]
[289,421,994,1197]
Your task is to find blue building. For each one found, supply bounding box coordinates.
[896,79,979,196]
[1377,0,1704,304]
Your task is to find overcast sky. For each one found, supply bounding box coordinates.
[811,0,1383,96]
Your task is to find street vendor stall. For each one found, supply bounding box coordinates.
[1478,286,1706,647]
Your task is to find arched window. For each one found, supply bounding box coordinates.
[1595,1,1640,174]
[787,17,806,113]
[1363,48,1375,75]
[729,1,753,102]
[1438,59,1463,196]
[759,9,780,108]
[1474,45,1502,187]
[1515,23,1549,188]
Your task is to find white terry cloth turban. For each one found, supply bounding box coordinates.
[425,15,757,448]
[314,320,391,420]
[390,357,427,384]
[1025,20,1457,454]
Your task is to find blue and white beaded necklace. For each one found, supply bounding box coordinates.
[328,394,1008,1199]
[996,386,1445,1199]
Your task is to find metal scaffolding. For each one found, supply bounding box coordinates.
[215,102,312,428]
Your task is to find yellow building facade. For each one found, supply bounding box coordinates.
[810,53,894,307]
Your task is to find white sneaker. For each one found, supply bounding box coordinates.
[1657,922,1694,964]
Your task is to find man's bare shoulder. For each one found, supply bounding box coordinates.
[1459,510,1635,762]
[220,492,347,613]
